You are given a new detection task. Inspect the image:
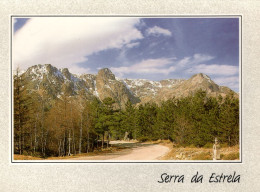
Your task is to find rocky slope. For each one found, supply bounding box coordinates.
[20,64,237,107]
[153,73,235,103]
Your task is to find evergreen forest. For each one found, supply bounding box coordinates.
[13,71,239,158]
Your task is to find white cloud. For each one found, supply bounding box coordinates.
[214,76,239,84]
[193,54,215,63]
[13,17,143,74]
[111,53,219,78]
[146,26,172,36]
[111,58,175,77]
[176,57,191,67]
[125,42,140,49]
[190,64,239,76]
[176,54,215,68]
[213,76,239,91]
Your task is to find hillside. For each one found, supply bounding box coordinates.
[20,64,237,106]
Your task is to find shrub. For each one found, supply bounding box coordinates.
[204,143,213,148]
[221,152,239,160]
[138,136,150,142]
[189,144,197,148]
[22,151,30,156]
[192,152,212,160]
[220,143,229,148]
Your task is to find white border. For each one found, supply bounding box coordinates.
[11,15,242,164]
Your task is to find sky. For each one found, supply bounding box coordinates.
[13,17,240,92]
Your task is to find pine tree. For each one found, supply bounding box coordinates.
[219,93,239,146]
[95,97,115,148]
[121,100,136,140]
[14,68,33,154]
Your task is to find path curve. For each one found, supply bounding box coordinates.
[111,144,169,160]
[72,142,170,160]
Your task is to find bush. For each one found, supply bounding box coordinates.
[220,143,229,148]
[151,136,160,141]
[189,144,197,148]
[204,143,213,148]
[221,152,239,160]
[138,136,150,142]
[192,152,212,160]
[173,143,187,148]
[32,152,42,158]
[21,150,28,156]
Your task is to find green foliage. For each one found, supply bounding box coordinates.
[94,97,116,134]
[204,143,213,148]
[138,136,150,142]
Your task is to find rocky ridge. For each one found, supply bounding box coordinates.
[20,64,237,107]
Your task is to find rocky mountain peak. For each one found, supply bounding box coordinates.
[26,64,60,77]
[45,64,54,71]
[61,68,71,80]
[95,68,140,108]
[97,68,115,80]
[188,73,215,88]
[190,73,211,82]
[173,73,219,96]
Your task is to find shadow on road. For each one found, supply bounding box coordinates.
[111,142,155,150]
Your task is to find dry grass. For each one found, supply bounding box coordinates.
[47,147,121,160]
[161,145,239,160]
[14,142,240,161]
[192,152,212,160]
[13,146,126,160]
[13,154,43,160]
[221,152,240,160]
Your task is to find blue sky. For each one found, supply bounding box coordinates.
[13,17,240,91]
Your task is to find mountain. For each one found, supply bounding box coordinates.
[153,73,236,102]
[22,64,93,100]
[21,64,140,108]
[20,64,237,107]
[94,68,140,107]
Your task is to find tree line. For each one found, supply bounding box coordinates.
[14,71,239,157]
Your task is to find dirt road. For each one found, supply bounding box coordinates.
[71,141,170,160]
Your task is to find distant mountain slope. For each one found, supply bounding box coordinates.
[153,73,236,102]
[20,64,238,107]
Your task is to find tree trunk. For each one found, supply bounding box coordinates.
[58,139,61,156]
[22,128,25,154]
[68,129,71,156]
[64,98,67,156]
[79,113,82,154]
[96,135,99,149]
[19,123,22,155]
[87,127,90,153]
[19,112,23,155]
[102,134,104,149]
[86,112,90,153]
[42,127,48,158]
[40,96,45,157]
[30,126,33,155]
[107,133,110,148]
[41,130,44,156]
[73,127,76,155]
[63,132,66,156]
[34,113,38,154]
